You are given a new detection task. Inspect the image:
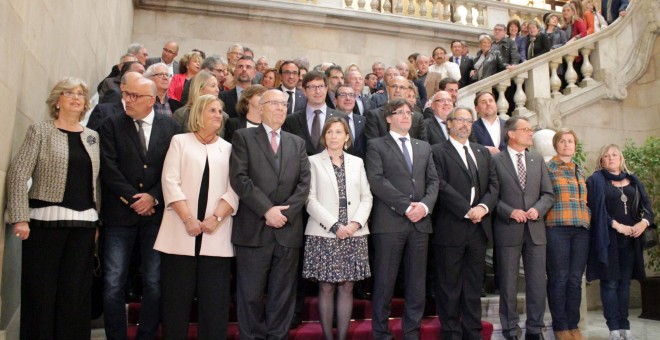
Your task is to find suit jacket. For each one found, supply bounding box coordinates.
[87,101,125,132]
[146,57,179,75]
[449,56,475,88]
[99,112,181,227]
[305,150,372,238]
[424,117,449,145]
[492,149,555,247]
[491,37,520,65]
[431,140,499,246]
[229,126,311,248]
[280,86,307,115]
[325,93,336,110]
[220,88,239,119]
[370,92,388,108]
[346,113,367,159]
[224,115,249,143]
[364,107,427,142]
[365,135,439,234]
[282,108,347,156]
[472,117,506,151]
[353,94,372,116]
[155,133,239,257]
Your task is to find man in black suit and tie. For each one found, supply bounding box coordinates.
[431,106,499,340]
[472,92,506,154]
[334,84,367,159]
[89,71,144,131]
[283,71,346,156]
[449,40,475,88]
[424,91,453,144]
[229,89,311,339]
[145,41,179,76]
[492,117,554,340]
[365,76,427,142]
[100,76,180,340]
[346,70,372,116]
[220,55,256,119]
[324,65,344,110]
[366,98,439,340]
[279,61,307,115]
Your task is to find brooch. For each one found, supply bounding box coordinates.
[87,135,97,146]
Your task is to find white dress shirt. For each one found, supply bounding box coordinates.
[135,110,155,150]
[482,116,502,148]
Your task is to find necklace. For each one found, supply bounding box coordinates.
[616,185,628,215]
[195,132,216,145]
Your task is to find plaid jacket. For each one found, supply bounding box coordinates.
[545,156,591,228]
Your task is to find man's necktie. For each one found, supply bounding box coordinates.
[455,57,460,66]
[516,153,526,190]
[311,110,321,149]
[286,91,293,115]
[270,131,278,153]
[399,137,413,173]
[464,146,479,192]
[136,120,147,157]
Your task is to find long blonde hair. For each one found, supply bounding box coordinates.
[594,144,631,173]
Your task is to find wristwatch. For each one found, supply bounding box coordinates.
[213,214,222,223]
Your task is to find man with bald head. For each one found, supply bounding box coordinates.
[346,70,372,116]
[230,89,311,339]
[425,91,454,145]
[370,67,401,108]
[88,71,143,131]
[100,75,181,340]
[365,75,427,141]
[146,41,179,76]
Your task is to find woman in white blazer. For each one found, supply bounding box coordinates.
[302,117,373,340]
[155,94,238,339]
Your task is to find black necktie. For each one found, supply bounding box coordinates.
[136,120,147,157]
[311,110,321,149]
[286,91,293,115]
[464,146,479,193]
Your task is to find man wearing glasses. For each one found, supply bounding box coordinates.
[279,61,307,115]
[431,106,499,340]
[146,41,179,76]
[145,63,173,116]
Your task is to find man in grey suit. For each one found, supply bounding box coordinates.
[366,98,439,340]
[492,117,554,340]
[229,89,311,339]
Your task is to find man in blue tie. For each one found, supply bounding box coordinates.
[449,40,474,88]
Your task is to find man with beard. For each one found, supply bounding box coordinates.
[220,55,256,118]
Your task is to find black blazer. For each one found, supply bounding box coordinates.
[521,33,551,60]
[224,115,248,143]
[229,126,311,248]
[346,113,367,159]
[472,117,506,151]
[366,135,439,234]
[146,57,179,74]
[353,94,373,116]
[280,86,307,115]
[282,108,347,156]
[364,107,427,142]
[369,92,388,108]
[449,56,475,88]
[424,117,448,145]
[431,141,499,246]
[87,101,125,132]
[220,88,239,119]
[472,50,507,83]
[99,113,181,227]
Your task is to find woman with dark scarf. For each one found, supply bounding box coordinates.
[586,144,655,340]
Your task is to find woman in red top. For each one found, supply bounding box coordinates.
[168,51,203,103]
[563,3,587,43]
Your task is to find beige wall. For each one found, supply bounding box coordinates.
[0,0,134,333]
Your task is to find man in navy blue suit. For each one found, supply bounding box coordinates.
[334,84,367,159]
[471,92,506,154]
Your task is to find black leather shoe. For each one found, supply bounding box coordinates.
[525,333,544,340]
[289,315,302,329]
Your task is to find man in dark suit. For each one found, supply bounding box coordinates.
[334,84,367,158]
[492,116,554,340]
[365,76,427,142]
[283,71,346,156]
[366,98,439,340]
[220,55,256,119]
[279,61,307,115]
[229,89,311,339]
[145,41,179,76]
[449,40,475,88]
[88,72,144,131]
[472,92,506,153]
[100,76,181,340]
[431,106,499,340]
[601,0,629,24]
[424,91,453,144]
[346,70,372,116]
[324,65,344,110]
[370,67,400,109]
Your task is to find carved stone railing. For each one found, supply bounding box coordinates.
[455,0,659,131]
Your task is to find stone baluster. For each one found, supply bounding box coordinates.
[443,1,452,22]
[549,58,563,98]
[512,73,528,116]
[345,0,353,7]
[453,1,462,23]
[358,0,366,10]
[394,0,403,14]
[579,45,595,87]
[431,0,439,19]
[371,0,379,11]
[476,6,485,27]
[563,51,580,95]
[406,0,415,15]
[383,0,392,13]
[495,82,511,119]
[420,0,427,17]
[465,3,473,26]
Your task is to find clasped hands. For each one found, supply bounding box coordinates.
[335,222,360,240]
[466,205,488,224]
[131,193,155,216]
[406,202,427,223]
[185,215,222,237]
[510,208,540,223]
[613,220,647,238]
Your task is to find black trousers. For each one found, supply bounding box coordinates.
[160,252,231,340]
[21,227,96,340]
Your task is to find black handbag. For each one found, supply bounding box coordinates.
[641,207,658,251]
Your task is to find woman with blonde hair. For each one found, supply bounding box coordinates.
[586,144,655,340]
[7,77,99,339]
[583,0,608,33]
[173,70,229,137]
[168,51,203,103]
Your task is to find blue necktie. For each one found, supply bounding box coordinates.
[399,137,413,173]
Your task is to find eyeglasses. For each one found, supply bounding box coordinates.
[282,70,300,76]
[514,127,535,133]
[262,101,289,108]
[228,51,243,56]
[336,93,356,99]
[305,85,327,92]
[388,85,408,91]
[391,110,413,117]
[61,91,86,99]
[121,91,154,102]
[162,48,177,55]
[151,73,171,79]
[450,117,474,125]
[433,98,453,103]
[213,68,226,74]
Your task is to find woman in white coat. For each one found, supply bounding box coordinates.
[302,117,373,340]
[155,94,238,339]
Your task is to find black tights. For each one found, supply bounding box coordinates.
[318,281,354,340]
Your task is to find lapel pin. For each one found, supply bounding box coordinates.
[86,135,97,146]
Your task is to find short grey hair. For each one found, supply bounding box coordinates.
[226,43,244,53]
[202,55,224,70]
[144,63,168,77]
[127,43,145,55]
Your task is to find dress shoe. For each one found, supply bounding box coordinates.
[289,315,302,329]
[525,333,544,340]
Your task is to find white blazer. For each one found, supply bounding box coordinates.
[155,133,239,257]
[305,150,372,238]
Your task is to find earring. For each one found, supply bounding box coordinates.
[344,142,348,150]
[56,105,60,110]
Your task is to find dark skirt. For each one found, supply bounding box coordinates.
[302,235,371,283]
